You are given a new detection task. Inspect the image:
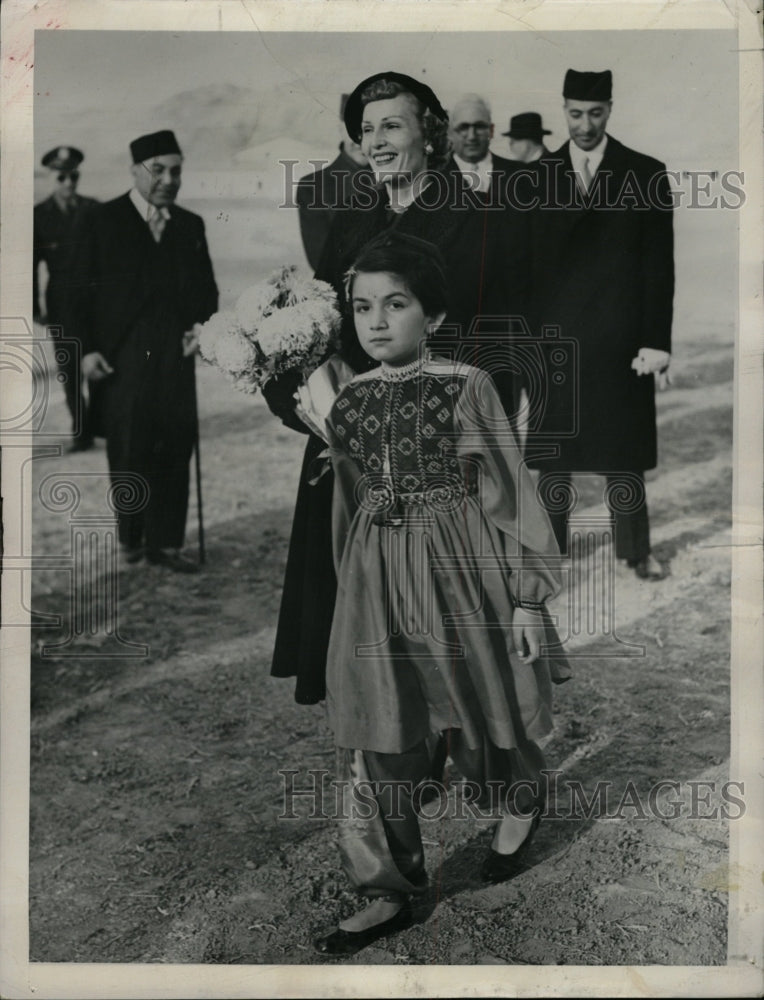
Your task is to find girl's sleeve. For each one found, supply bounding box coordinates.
[455,367,562,606]
[326,416,362,574]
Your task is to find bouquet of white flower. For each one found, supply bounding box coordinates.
[197,265,343,394]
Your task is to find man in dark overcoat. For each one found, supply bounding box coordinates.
[528,70,674,579]
[296,93,371,271]
[445,93,537,421]
[447,93,521,201]
[70,130,218,571]
[33,146,99,451]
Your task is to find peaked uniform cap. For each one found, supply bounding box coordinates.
[41,146,84,171]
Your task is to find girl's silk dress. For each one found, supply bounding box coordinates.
[326,359,570,756]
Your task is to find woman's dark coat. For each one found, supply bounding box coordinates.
[269,170,532,703]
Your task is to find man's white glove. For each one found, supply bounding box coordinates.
[631,347,671,390]
[82,352,114,382]
[182,324,203,357]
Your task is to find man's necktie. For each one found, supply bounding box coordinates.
[148,211,166,243]
[581,156,593,192]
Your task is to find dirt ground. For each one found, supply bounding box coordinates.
[25,318,738,970]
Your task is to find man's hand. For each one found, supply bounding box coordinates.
[631,347,671,390]
[82,352,114,382]
[182,324,202,357]
[513,606,545,664]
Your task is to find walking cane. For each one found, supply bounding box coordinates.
[191,349,206,566]
[194,422,206,566]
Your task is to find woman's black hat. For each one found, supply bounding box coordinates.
[343,71,448,144]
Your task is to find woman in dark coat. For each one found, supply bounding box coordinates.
[267,71,531,704]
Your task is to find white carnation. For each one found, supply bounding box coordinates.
[284,270,336,307]
[214,327,258,377]
[255,298,339,376]
[236,283,279,333]
[200,264,342,395]
[198,310,239,365]
[256,306,305,358]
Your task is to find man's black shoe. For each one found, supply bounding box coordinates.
[627,553,665,580]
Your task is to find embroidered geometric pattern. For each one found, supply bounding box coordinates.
[329,370,470,497]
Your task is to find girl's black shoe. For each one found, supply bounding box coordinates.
[312,900,413,956]
[480,814,541,884]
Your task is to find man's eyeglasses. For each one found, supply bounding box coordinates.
[453,122,491,135]
[57,171,79,183]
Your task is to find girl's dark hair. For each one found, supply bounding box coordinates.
[359,78,451,171]
[345,231,450,319]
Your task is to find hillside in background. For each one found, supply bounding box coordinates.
[35,82,341,175]
[153,84,260,166]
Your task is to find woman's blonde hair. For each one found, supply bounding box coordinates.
[358,77,451,172]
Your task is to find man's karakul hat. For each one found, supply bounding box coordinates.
[343,71,448,144]
[41,146,84,171]
[563,69,613,101]
[130,130,183,164]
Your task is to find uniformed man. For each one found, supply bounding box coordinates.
[33,146,99,451]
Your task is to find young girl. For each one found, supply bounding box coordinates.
[314,232,569,956]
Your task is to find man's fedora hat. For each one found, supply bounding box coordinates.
[501,112,552,141]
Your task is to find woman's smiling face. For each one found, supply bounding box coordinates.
[360,94,427,184]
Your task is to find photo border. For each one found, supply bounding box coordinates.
[1,1,762,997]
